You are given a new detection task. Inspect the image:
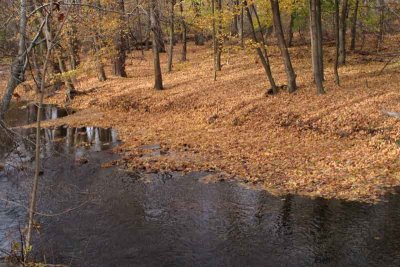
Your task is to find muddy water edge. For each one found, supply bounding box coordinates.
[1,103,400,267]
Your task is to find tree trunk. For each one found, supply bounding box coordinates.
[244,1,277,93]
[113,0,127,77]
[338,0,348,66]
[239,5,244,48]
[216,0,222,71]
[212,0,218,80]
[316,0,324,80]
[0,0,27,119]
[154,1,166,53]
[270,0,297,93]
[167,0,175,72]
[350,0,359,51]
[150,0,163,90]
[180,1,187,61]
[334,0,340,85]
[287,12,294,47]
[310,0,325,94]
[137,0,144,56]
[377,0,385,50]
[193,1,205,45]
[94,0,106,81]
[58,57,76,102]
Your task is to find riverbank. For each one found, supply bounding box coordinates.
[5,36,400,202]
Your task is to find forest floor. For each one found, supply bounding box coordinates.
[4,35,400,202]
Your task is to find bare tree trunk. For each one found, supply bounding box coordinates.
[180,1,187,61]
[0,0,27,119]
[334,0,340,85]
[137,0,144,56]
[310,0,325,94]
[193,1,205,45]
[244,0,277,94]
[377,0,385,50]
[270,0,297,93]
[94,0,107,81]
[212,0,218,80]
[316,0,324,80]
[167,0,175,72]
[350,0,359,51]
[154,1,166,52]
[287,12,295,47]
[150,0,163,90]
[216,0,222,71]
[58,56,76,102]
[239,0,244,48]
[113,0,127,77]
[338,0,348,66]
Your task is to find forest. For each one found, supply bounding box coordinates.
[1,0,400,266]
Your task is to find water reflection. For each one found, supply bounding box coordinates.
[29,172,400,267]
[0,126,119,256]
[4,102,73,128]
[3,126,119,170]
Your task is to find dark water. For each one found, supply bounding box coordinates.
[1,105,400,266]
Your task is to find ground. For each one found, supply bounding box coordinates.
[3,35,400,202]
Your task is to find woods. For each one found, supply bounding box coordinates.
[0,0,398,109]
[1,0,400,264]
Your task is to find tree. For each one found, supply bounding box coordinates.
[150,0,163,90]
[310,0,325,94]
[113,0,128,77]
[167,0,175,72]
[244,0,277,94]
[350,0,359,51]
[338,0,348,65]
[180,1,187,61]
[0,0,27,119]
[334,0,340,85]
[270,0,297,93]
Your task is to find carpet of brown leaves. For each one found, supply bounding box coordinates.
[7,35,400,202]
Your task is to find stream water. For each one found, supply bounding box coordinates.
[1,104,400,266]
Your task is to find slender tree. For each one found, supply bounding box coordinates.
[216,0,222,71]
[150,0,163,89]
[287,12,295,47]
[350,0,359,51]
[334,0,340,85]
[180,0,187,61]
[338,0,348,65]
[167,0,175,72]
[310,0,325,94]
[270,0,297,93]
[0,0,27,119]
[244,0,277,94]
[113,0,128,77]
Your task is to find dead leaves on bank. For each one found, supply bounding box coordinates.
[37,35,400,202]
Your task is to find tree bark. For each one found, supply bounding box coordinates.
[180,1,187,61]
[150,0,163,90]
[0,0,27,119]
[287,12,294,47]
[338,0,348,66]
[350,0,359,51]
[270,0,297,93]
[334,0,340,85]
[216,0,222,71]
[58,56,76,102]
[310,0,325,94]
[113,0,127,77]
[244,1,277,93]
[167,0,175,72]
